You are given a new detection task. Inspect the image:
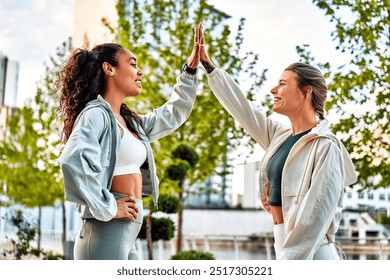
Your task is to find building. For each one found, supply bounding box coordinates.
[0,53,19,108]
[73,0,118,49]
[0,52,19,140]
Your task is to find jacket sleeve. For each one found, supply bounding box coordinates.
[140,73,198,142]
[282,140,344,259]
[58,108,117,221]
[207,68,286,150]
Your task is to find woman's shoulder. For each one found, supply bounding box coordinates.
[77,103,111,128]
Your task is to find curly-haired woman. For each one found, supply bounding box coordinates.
[56,24,203,260]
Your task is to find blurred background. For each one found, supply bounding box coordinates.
[0,0,389,260]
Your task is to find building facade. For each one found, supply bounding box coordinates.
[0,52,19,140]
[0,53,19,108]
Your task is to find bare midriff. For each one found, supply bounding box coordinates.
[110,174,143,199]
[270,205,284,225]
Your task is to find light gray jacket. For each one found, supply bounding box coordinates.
[58,73,198,221]
[208,68,357,259]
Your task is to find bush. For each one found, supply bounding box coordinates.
[2,209,64,260]
[170,250,215,260]
[166,161,190,181]
[138,216,175,241]
[171,144,199,168]
[149,194,182,214]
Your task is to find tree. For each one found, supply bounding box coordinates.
[165,143,199,252]
[105,0,268,257]
[297,0,389,190]
[109,0,267,188]
[0,40,71,251]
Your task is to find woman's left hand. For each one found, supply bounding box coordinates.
[186,22,202,69]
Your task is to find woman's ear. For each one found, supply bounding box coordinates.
[102,62,114,76]
[304,86,313,97]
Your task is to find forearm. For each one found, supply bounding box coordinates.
[141,73,198,141]
[201,60,215,74]
[207,68,284,149]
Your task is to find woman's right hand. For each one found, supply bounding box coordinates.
[198,22,215,74]
[114,195,139,221]
[186,23,202,69]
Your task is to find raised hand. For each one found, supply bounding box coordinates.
[187,23,202,69]
[198,22,215,74]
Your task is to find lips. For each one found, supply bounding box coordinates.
[274,97,281,103]
[135,79,142,86]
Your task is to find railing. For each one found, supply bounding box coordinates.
[1,231,389,260]
[181,233,274,260]
[335,236,390,260]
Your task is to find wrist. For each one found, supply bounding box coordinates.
[182,63,197,75]
[201,60,215,74]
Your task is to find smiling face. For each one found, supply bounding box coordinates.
[270,70,306,118]
[110,48,143,97]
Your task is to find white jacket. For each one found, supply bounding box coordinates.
[208,68,357,259]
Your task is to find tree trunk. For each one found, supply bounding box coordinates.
[62,202,66,254]
[176,181,184,252]
[37,206,41,251]
[146,212,153,260]
[176,206,183,252]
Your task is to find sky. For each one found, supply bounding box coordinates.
[0,0,75,107]
[0,0,350,109]
[0,0,353,166]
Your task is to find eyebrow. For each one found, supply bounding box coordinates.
[279,79,287,83]
[128,56,137,62]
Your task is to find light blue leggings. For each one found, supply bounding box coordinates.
[73,193,144,260]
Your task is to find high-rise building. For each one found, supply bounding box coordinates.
[0,53,19,107]
[73,0,118,49]
[0,52,19,140]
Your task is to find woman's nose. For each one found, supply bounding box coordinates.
[270,85,278,95]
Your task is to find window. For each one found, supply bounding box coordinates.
[368,193,374,200]
[358,193,364,199]
[379,194,385,201]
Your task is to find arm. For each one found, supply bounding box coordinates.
[140,73,198,142]
[207,69,285,150]
[59,108,117,221]
[139,23,202,141]
[197,23,285,149]
[282,140,344,259]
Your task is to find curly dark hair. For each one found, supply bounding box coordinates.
[55,43,143,142]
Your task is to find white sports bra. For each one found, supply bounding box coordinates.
[113,119,147,176]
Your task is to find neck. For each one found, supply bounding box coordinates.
[103,92,123,114]
[288,112,318,136]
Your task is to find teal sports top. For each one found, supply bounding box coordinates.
[267,128,311,206]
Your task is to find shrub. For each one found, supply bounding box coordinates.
[170,250,215,260]
[149,194,182,214]
[138,216,175,241]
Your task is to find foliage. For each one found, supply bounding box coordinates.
[0,40,71,207]
[376,214,390,226]
[2,209,64,260]
[297,0,390,190]
[170,250,215,260]
[0,40,72,250]
[111,0,267,188]
[138,216,175,241]
[172,144,200,168]
[148,194,182,214]
[166,161,191,182]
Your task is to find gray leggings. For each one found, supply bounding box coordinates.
[74,193,144,260]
